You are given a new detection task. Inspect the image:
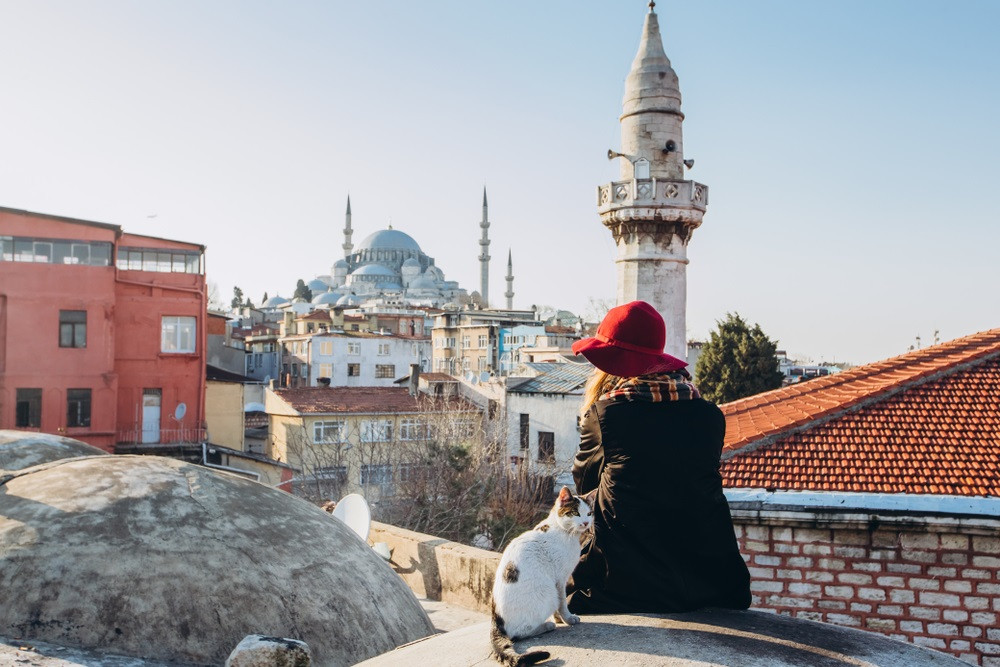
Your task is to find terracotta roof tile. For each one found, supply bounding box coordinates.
[274,386,479,415]
[720,329,1000,497]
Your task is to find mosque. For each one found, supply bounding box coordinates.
[294,191,503,309]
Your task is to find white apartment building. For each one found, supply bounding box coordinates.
[290,331,430,388]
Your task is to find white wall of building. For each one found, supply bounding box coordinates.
[505,392,582,488]
[309,334,431,387]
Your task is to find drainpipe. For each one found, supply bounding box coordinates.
[202,442,260,481]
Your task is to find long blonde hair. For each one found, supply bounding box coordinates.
[580,369,625,419]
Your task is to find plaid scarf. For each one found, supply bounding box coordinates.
[599,370,700,403]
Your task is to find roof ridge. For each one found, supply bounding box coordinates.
[723,328,1000,417]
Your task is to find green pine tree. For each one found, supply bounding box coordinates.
[293,279,312,302]
[695,313,784,404]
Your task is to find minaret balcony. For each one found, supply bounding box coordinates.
[597,178,708,215]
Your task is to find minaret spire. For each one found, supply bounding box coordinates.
[342,195,354,259]
[597,4,708,360]
[478,187,490,307]
[504,249,514,310]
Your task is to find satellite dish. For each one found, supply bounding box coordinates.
[331,493,371,542]
[479,372,491,383]
[465,372,475,383]
[174,403,187,421]
[470,376,479,385]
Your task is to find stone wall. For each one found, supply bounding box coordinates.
[730,506,1000,666]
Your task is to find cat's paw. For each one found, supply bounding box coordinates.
[563,613,580,625]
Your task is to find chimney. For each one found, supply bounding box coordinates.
[408,363,420,397]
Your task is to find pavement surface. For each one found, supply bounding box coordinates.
[357,609,969,667]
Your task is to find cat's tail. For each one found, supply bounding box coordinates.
[490,604,550,667]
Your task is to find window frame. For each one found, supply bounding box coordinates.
[59,310,87,348]
[66,388,92,428]
[15,388,42,428]
[312,420,346,444]
[374,364,396,379]
[161,316,197,354]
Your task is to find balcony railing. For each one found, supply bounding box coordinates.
[597,178,708,213]
[117,427,207,447]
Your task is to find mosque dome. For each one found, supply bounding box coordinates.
[408,275,439,290]
[263,295,290,308]
[356,229,421,253]
[0,455,434,665]
[307,278,329,292]
[333,259,349,270]
[337,294,363,307]
[402,257,421,268]
[352,264,397,277]
[312,290,342,305]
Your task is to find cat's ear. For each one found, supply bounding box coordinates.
[557,486,573,506]
[582,489,597,507]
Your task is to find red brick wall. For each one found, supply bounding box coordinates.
[732,519,1000,665]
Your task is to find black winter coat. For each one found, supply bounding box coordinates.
[567,397,751,614]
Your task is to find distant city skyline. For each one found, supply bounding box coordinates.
[1,1,997,365]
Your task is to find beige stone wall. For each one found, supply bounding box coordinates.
[205,381,244,451]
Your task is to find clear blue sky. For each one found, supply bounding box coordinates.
[1,1,997,365]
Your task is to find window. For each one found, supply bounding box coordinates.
[361,420,392,442]
[319,363,333,378]
[161,316,196,353]
[67,389,92,428]
[445,337,456,348]
[15,389,41,428]
[398,463,429,485]
[411,343,419,357]
[360,464,393,487]
[314,465,348,484]
[116,246,202,274]
[319,341,333,356]
[347,342,360,355]
[538,431,555,463]
[520,414,529,450]
[59,310,87,348]
[375,364,395,379]
[313,420,346,444]
[478,357,488,372]
[399,418,428,441]
[1,236,112,266]
[378,343,390,356]
[461,336,470,349]
[478,335,488,348]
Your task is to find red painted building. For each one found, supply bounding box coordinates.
[0,206,207,452]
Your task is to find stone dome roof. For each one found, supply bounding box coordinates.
[263,295,290,308]
[312,290,342,305]
[408,275,439,290]
[0,455,433,664]
[333,259,350,270]
[402,257,422,268]
[337,294,364,307]
[356,229,421,253]
[352,264,397,277]
[307,278,329,292]
[0,430,106,473]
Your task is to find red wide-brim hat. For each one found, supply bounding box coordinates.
[572,300,687,377]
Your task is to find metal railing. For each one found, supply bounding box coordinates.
[117,427,207,446]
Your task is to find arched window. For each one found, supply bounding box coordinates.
[634,158,650,179]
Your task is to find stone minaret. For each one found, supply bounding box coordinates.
[597,1,707,360]
[504,249,514,310]
[343,196,354,259]
[479,187,491,307]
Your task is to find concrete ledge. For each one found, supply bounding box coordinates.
[371,521,501,614]
[357,609,969,666]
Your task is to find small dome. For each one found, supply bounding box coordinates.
[408,275,438,290]
[402,257,421,268]
[312,291,342,305]
[351,264,397,277]
[333,259,349,270]
[263,295,290,308]
[307,278,329,292]
[356,229,421,253]
[337,294,363,307]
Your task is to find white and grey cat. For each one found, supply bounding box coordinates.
[490,486,595,667]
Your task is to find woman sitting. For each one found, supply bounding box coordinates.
[567,300,751,614]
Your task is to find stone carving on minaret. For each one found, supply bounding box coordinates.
[504,249,514,310]
[597,4,708,360]
[343,195,354,259]
[479,187,491,307]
